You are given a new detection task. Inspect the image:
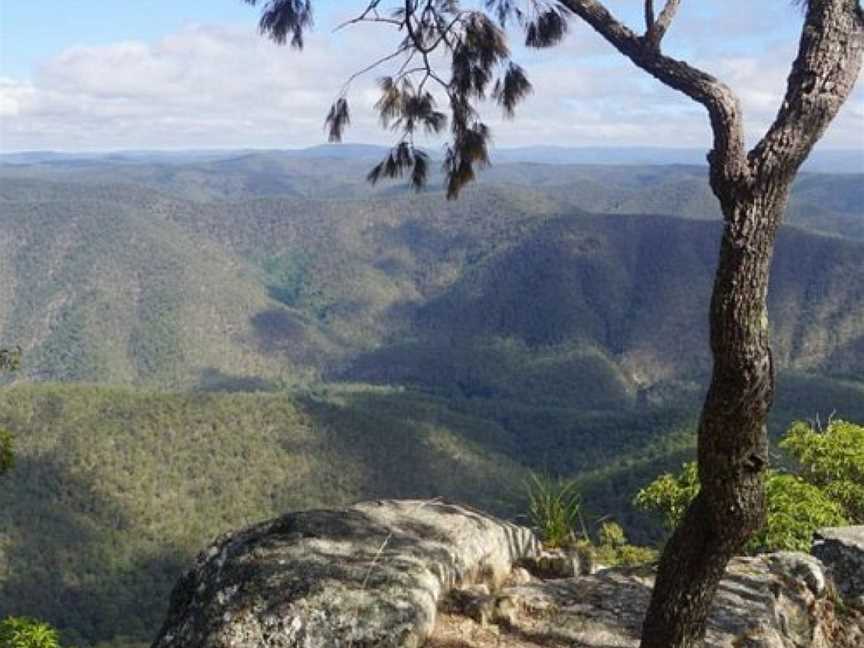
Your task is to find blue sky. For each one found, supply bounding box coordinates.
[1,2,254,79]
[1,1,861,152]
[1,1,355,79]
[0,1,801,78]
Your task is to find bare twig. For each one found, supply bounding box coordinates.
[646,0,682,48]
[645,0,655,32]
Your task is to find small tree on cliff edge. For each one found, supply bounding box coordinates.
[242,1,863,645]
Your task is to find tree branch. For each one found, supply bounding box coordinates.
[558,0,749,192]
[339,45,412,95]
[749,0,864,184]
[332,1,396,32]
[645,0,655,32]
[646,0,682,48]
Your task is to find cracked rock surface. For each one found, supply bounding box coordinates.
[151,499,539,648]
[153,505,863,648]
[430,554,859,648]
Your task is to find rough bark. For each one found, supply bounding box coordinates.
[639,193,783,648]
[558,0,863,646]
[639,2,864,646]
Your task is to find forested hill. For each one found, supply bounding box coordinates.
[1,152,863,647]
[0,155,862,391]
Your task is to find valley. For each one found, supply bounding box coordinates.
[0,149,862,647]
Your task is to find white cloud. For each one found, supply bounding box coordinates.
[1,13,862,152]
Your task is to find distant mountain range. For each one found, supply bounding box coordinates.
[2,143,862,173]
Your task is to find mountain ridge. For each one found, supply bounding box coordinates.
[3,145,862,173]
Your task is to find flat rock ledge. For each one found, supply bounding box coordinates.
[152,500,539,648]
[432,551,862,648]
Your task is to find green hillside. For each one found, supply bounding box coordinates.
[0,192,337,387]
[344,214,864,396]
[3,169,860,393]
[0,383,526,646]
[3,372,864,647]
[0,156,862,647]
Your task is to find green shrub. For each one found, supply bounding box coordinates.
[781,419,864,522]
[0,617,61,648]
[747,473,846,552]
[633,419,859,553]
[592,521,658,566]
[632,462,699,531]
[613,544,659,566]
[597,521,626,548]
[525,472,584,548]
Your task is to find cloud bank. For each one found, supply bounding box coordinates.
[1,9,862,153]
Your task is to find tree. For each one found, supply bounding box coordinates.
[0,346,20,476]
[242,1,863,645]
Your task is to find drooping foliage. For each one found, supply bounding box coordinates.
[244,1,583,197]
[242,0,313,47]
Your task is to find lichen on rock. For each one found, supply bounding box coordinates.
[153,504,864,648]
[152,499,539,648]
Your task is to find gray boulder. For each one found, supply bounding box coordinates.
[152,499,539,648]
[812,526,864,609]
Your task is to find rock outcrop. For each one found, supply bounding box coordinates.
[152,499,539,648]
[812,526,864,609]
[431,553,853,648]
[153,502,863,648]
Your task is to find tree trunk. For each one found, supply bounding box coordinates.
[639,185,786,648]
[637,2,863,644]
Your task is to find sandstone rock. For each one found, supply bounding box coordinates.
[519,548,580,579]
[812,525,864,609]
[429,554,844,648]
[154,500,863,648]
[507,566,534,586]
[442,585,496,625]
[765,551,827,596]
[152,499,539,648]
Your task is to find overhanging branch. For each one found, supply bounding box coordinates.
[558,0,749,188]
